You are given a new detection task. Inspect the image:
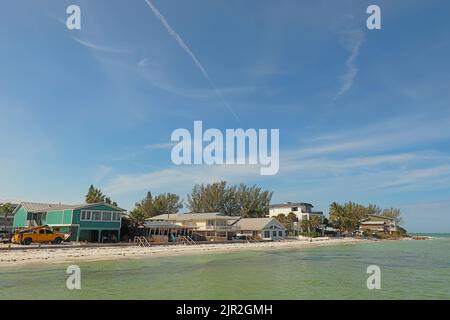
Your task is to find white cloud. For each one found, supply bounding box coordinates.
[145,142,175,150]
[103,164,261,195]
[73,37,128,54]
[137,58,149,68]
[143,0,239,121]
[336,29,364,98]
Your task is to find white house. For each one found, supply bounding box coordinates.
[235,217,286,240]
[268,202,324,222]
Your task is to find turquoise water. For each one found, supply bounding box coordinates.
[1,235,449,299]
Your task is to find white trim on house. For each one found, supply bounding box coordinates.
[80,210,121,222]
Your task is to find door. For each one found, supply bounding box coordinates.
[37,229,46,242]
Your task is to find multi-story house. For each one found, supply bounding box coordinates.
[359,215,397,234]
[268,202,324,222]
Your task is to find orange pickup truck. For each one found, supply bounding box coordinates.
[11,226,70,245]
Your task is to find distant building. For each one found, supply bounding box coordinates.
[268,202,324,222]
[359,215,397,234]
[12,202,126,242]
[235,217,286,240]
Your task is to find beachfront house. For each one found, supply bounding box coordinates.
[12,202,126,242]
[148,212,240,241]
[235,217,287,240]
[268,202,324,223]
[359,215,397,234]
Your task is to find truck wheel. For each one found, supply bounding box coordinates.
[23,238,32,245]
[53,237,62,244]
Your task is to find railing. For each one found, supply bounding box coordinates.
[176,235,196,245]
[134,236,151,247]
[202,225,241,232]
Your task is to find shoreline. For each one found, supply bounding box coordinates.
[0,238,376,267]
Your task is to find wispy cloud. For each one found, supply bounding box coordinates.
[94,164,113,183]
[73,37,129,54]
[336,29,364,98]
[137,58,149,68]
[143,0,239,121]
[380,164,450,188]
[145,142,175,150]
[104,164,261,195]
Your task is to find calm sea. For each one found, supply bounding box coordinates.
[1,234,449,299]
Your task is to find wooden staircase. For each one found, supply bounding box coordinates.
[134,236,151,247]
[176,235,197,245]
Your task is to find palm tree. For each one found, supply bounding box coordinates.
[309,216,322,232]
[329,202,344,232]
[300,219,311,233]
[287,212,298,235]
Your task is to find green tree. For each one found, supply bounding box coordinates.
[329,201,368,234]
[309,216,322,230]
[133,191,183,218]
[300,219,311,233]
[105,197,118,207]
[366,204,382,216]
[85,185,118,206]
[275,214,291,232]
[85,185,105,203]
[186,181,272,217]
[187,181,229,213]
[128,208,148,230]
[382,207,402,225]
[151,193,183,216]
[0,202,14,232]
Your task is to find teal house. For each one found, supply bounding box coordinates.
[12,202,126,242]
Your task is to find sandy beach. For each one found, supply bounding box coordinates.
[0,238,372,267]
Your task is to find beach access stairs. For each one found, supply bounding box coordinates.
[176,235,197,245]
[134,236,151,247]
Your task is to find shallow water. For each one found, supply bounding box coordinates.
[1,235,449,299]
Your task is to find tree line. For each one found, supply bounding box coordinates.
[84,181,272,232]
[329,201,402,234]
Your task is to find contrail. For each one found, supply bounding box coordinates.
[144,0,239,121]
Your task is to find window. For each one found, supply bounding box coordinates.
[278,231,283,237]
[292,207,298,211]
[39,229,45,234]
[264,230,270,238]
[92,211,102,221]
[46,229,53,234]
[272,231,277,237]
[102,211,112,221]
[81,210,120,221]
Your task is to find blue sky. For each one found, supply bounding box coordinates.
[1,0,450,232]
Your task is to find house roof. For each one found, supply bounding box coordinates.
[269,202,313,208]
[143,221,190,229]
[148,212,240,222]
[17,201,126,213]
[235,217,286,231]
[361,221,387,225]
[362,215,395,222]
